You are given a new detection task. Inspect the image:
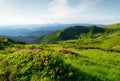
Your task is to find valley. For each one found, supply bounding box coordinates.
[0,24,92,43]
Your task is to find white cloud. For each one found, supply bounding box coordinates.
[47,0,118,24]
[0,0,13,15]
[0,0,119,25]
[0,0,18,25]
[0,0,52,25]
[48,0,69,17]
[48,0,103,18]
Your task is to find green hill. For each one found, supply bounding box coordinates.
[0,37,24,49]
[0,38,24,44]
[59,23,120,52]
[0,23,120,81]
[35,30,64,43]
[38,25,105,44]
[36,23,120,52]
[104,23,120,29]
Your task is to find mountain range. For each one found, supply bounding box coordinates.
[0,23,120,81]
[1,23,120,52]
[33,23,120,52]
[0,23,103,43]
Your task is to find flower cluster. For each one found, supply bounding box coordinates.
[58,49,75,54]
[41,56,48,61]
[15,48,41,54]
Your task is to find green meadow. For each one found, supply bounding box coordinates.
[0,23,120,81]
[0,43,120,81]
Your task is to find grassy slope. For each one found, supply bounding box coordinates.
[104,23,120,29]
[38,30,63,44]
[38,25,105,44]
[61,49,120,81]
[0,38,24,49]
[0,23,120,81]
[38,23,120,47]
[0,38,24,44]
[57,23,120,52]
[0,44,120,81]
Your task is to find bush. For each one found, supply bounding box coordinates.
[0,53,77,81]
[59,49,74,54]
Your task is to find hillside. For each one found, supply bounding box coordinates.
[0,38,24,44]
[0,37,24,49]
[104,23,120,29]
[0,24,93,43]
[35,30,64,43]
[37,25,105,43]
[58,23,120,52]
[0,40,120,81]
[36,23,120,52]
[0,23,120,81]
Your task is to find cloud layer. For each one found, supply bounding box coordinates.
[48,0,103,18]
[0,0,120,25]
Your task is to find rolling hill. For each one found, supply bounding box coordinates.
[35,23,120,52]
[0,37,24,49]
[0,38,24,44]
[0,23,120,81]
[0,24,103,43]
[36,25,105,43]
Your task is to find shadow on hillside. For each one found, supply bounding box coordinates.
[66,67,109,81]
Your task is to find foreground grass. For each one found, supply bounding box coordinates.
[61,49,120,81]
[0,44,120,81]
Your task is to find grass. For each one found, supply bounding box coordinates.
[0,44,120,81]
[61,49,120,81]
[0,23,120,81]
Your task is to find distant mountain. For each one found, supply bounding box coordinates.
[0,28,32,37]
[36,25,104,44]
[36,23,120,44]
[0,23,100,43]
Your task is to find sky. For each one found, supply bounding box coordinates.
[0,0,120,25]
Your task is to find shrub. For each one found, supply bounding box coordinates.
[0,53,77,81]
[58,49,76,54]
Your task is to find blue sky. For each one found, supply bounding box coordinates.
[0,0,120,25]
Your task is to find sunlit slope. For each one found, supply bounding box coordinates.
[0,44,120,81]
[37,23,120,51]
[38,25,105,43]
[0,37,24,49]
